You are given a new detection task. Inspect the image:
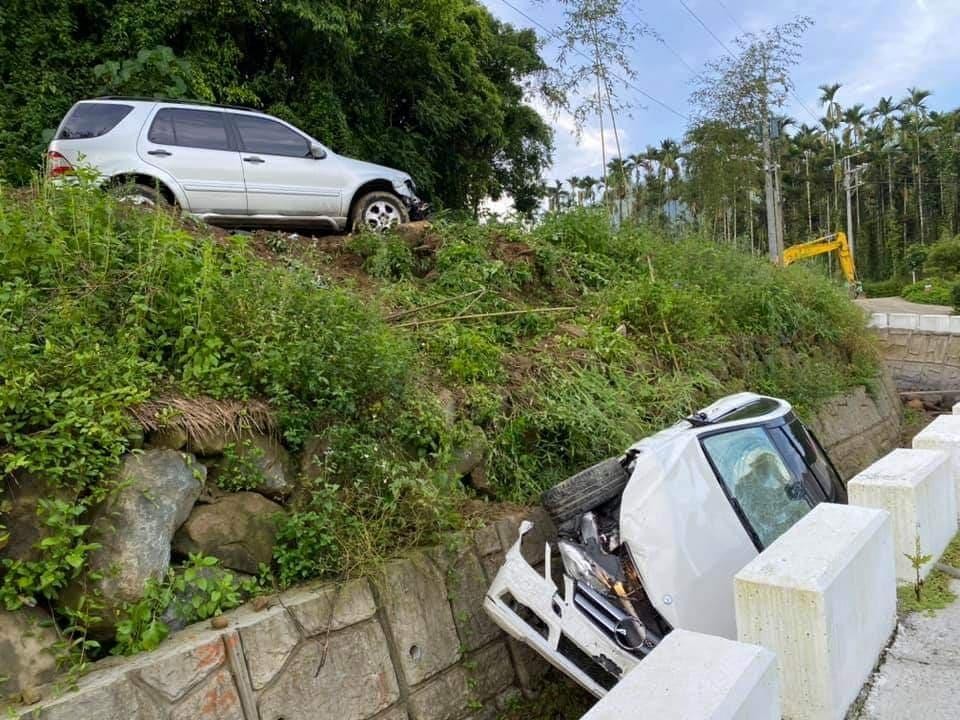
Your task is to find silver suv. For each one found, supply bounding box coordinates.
[47,98,427,232]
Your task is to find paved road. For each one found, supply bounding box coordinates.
[857,580,960,719]
[856,297,955,315]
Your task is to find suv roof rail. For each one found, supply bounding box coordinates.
[92,96,264,114]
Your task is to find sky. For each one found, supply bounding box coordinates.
[481,0,960,187]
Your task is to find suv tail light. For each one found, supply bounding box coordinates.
[46,151,73,177]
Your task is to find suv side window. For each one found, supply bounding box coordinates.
[233,114,310,157]
[56,103,133,140]
[148,108,230,151]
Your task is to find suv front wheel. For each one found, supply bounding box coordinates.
[351,191,409,233]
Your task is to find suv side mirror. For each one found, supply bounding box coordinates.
[309,143,326,160]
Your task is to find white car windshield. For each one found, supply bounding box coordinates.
[702,426,813,547]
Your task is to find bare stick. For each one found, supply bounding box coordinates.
[386,289,483,321]
[397,306,575,328]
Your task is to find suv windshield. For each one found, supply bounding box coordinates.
[56,103,133,139]
[702,426,813,548]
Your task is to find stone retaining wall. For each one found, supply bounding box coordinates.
[808,368,902,481]
[868,312,960,391]
[8,510,556,720]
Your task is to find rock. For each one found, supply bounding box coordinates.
[210,616,230,630]
[450,425,490,494]
[1,473,69,564]
[173,492,281,575]
[20,685,42,705]
[64,450,204,630]
[209,432,293,498]
[0,608,59,696]
[159,565,251,633]
[185,427,235,457]
[299,435,330,483]
[906,398,925,411]
[148,425,189,451]
[437,389,458,427]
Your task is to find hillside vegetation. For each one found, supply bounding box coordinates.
[0,182,877,666]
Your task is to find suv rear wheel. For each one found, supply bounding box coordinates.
[352,191,408,232]
[110,183,169,209]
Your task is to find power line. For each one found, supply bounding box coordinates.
[677,0,820,125]
[495,0,690,121]
[713,0,746,35]
[677,0,737,58]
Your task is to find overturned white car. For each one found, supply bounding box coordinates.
[484,393,846,697]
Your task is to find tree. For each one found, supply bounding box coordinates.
[0,0,554,215]
[690,15,814,261]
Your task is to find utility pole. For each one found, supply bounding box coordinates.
[762,120,781,263]
[843,153,866,262]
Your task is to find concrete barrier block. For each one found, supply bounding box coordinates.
[867,312,888,329]
[581,630,779,720]
[888,313,919,330]
[734,504,895,720]
[912,414,960,510]
[950,316,960,334]
[954,401,960,415]
[919,314,951,333]
[848,449,957,582]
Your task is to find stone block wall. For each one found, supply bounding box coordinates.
[808,368,901,481]
[869,316,960,392]
[8,510,555,720]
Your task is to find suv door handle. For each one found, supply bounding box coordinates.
[243,156,265,164]
[147,149,172,157]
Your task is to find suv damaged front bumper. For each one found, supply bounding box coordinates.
[483,521,646,698]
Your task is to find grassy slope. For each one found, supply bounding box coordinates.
[0,184,879,612]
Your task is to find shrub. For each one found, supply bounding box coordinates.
[901,279,954,306]
[862,278,905,298]
[924,237,960,279]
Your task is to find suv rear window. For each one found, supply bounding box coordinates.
[148,108,230,151]
[56,103,133,140]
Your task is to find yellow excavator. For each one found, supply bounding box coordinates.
[782,231,862,296]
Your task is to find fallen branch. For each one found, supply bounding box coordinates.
[396,306,575,328]
[386,289,483,321]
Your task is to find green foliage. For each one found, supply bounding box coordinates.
[901,279,955,305]
[347,232,415,281]
[113,554,245,656]
[862,278,905,298]
[0,0,553,212]
[905,533,934,602]
[923,237,960,279]
[0,500,99,611]
[214,441,266,493]
[0,182,457,614]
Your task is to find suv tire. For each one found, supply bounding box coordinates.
[351,191,408,232]
[541,457,630,526]
[110,183,168,209]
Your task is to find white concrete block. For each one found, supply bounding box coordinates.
[867,312,888,329]
[953,401,960,416]
[848,449,957,582]
[888,313,919,330]
[734,504,896,720]
[949,316,960,335]
[919,314,951,333]
[912,414,960,514]
[582,630,779,720]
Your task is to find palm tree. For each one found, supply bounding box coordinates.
[871,96,902,208]
[580,176,598,205]
[902,87,933,242]
[842,104,868,146]
[566,175,582,206]
[819,84,843,212]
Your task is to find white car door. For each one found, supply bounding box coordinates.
[139,107,246,215]
[229,112,343,217]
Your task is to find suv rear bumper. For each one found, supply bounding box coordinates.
[482,521,641,698]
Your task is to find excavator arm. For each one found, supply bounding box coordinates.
[782,232,858,285]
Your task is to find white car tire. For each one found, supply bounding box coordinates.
[351,191,409,233]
